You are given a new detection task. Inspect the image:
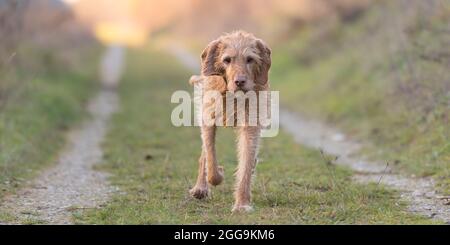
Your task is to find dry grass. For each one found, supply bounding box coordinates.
[272,0,450,193]
[0,0,101,198]
[0,0,94,107]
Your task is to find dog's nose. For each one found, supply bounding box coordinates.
[234,76,247,87]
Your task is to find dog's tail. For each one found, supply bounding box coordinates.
[189,75,203,86]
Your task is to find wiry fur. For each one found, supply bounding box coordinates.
[189,31,271,212]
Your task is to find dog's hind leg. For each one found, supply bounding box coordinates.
[202,126,224,186]
[190,149,209,199]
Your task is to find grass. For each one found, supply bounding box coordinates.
[271,1,450,194]
[0,46,100,198]
[74,46,437,224]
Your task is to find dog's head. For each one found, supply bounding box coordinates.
[200,31,271,92]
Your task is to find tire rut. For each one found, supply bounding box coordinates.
[0,45,125,224]
[280,109,449,223]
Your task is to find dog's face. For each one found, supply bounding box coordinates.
[201,31,271,92]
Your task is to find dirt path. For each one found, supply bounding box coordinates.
[0,45,124,224]
[170,46,449,223]
[280,110,449,222]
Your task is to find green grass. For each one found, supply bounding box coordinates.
[271,1,450,194]
[0,47,100,198]
[74,46,437,224]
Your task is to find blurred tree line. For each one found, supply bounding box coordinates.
[68,0,373,45]
[170,0,372,42]
[0,0,96,108]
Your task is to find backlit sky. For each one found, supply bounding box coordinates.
[61,0,371,46]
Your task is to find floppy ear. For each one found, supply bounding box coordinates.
[256,39,271,85]
[201,39,222,76]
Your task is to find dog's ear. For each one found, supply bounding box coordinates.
[201,39,222,76]
[255,39,271,85]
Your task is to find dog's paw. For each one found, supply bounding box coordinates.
[208,166,224,186]
[231,204,254,213]
[189,186,209,199]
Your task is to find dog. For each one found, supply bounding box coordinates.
[189,31,271,212]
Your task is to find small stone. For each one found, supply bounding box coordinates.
[331,133,345,142]
[436,195,450,200]
[145,154,153,160]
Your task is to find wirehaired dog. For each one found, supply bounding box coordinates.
[189,31,271,212]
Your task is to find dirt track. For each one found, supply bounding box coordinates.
[280,110,449,222]
[2,44,447,224]
[0,46,124,224]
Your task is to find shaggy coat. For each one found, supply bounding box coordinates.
[189,31,271,212]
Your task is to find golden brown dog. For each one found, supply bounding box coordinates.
[189,31,271,212]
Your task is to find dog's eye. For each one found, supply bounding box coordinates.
[223,57,231,64]
[246,57,254,63]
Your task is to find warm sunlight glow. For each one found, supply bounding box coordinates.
[70,0,189,46]
[94,22,148,47]
[66,0,371,45]
[61,0,79,5]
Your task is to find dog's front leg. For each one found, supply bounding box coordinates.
[202,126,224,186]
[189,148,208,199]
[233,126,260,212]
[189,126,224,199]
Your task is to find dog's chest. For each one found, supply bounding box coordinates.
[196,89,266,127]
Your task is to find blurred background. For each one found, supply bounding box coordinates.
[0,0,449,193]
[1,0,448,94]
